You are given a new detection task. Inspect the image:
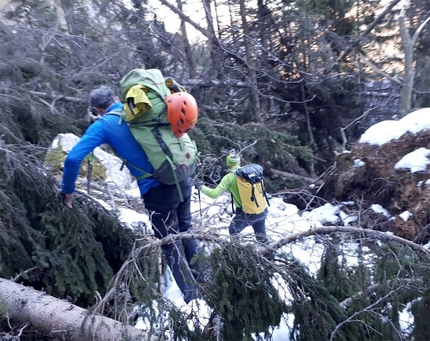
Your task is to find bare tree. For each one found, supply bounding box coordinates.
[399,8,430,116]
[238,0,261,122]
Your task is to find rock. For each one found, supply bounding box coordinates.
[45,133,138,193]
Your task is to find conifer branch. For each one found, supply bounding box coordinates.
[330,286,403,341]
[339,278,423,310]
[263,226,430,256]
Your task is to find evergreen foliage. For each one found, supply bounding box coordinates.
[317,239,359,301]
[282,256,350,341]
[206,242,287,340]
[411,290,430,341]
[0,140,135,307]
[193,116,312,191]
[0,0,429,339]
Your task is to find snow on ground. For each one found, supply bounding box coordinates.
[118,192,360,340]
[359,108,430,146]
[371,204,392,218]
[395,147,430,173]
[115,108,430,340]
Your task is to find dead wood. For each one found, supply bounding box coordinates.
[0,278,154,341]
[270,168,323,185]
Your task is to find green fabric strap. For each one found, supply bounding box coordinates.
[122,159,152,180]
[88,152,95,163]
[165,156,183,202]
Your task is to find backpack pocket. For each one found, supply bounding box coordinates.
[237,177,267,214]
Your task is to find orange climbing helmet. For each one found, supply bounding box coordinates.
[165,92,198,138]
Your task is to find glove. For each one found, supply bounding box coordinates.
[194,180,203,191]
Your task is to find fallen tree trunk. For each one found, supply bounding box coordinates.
[270,168,323,185]
[0,278,153,341]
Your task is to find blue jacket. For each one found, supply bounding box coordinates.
[61,102,160,195]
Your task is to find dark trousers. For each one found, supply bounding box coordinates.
[229,208,268,243]
[143,178,201,303]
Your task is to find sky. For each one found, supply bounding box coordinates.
[54,107,430,340]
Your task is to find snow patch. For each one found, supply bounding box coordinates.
[371,204,391,218]
[399,211,412,222]
[353,159,365,167]
[394,147,430,173]
[359,108,430,146]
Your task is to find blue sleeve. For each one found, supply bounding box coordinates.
[61,122,106,194]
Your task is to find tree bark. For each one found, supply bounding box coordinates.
[0,278,153,341]
[270,168,321,184]
[59,0,79,36]
[239,0,262,122]
[399,9,430,116]
[399,9,414,116]
[176,0,196,78]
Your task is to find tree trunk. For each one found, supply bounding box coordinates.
[399,10,430,117]
[201,0,222,72]
[59,0,79,36]
[300,79,316,177]
[270,168,321,184]
[176,0,196,78]
[239,0,262,122]
[0,278,153,341]
[399,9,414,117]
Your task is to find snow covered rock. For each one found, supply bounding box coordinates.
[45,133,138,193]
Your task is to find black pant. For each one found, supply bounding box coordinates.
[143,178,201,303]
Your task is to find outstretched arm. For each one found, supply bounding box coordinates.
[61,122,106,198]
[200,172,235,199]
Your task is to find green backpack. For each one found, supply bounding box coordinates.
[111,69,198,198]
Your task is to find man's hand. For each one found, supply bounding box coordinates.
[61,192,74,208]
[194,181,203,191]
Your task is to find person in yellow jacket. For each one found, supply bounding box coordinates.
[195,152,268,243]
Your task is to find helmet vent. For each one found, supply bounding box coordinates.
[165,92,198,137]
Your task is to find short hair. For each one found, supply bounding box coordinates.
[90,86,116,109]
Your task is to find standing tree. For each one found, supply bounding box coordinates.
[398,8,430,116]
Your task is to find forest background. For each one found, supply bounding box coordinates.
[1,0,430,340]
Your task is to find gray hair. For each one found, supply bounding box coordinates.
[90,86,116,109]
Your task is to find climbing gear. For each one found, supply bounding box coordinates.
[86,152,94,194]
[166,92,198,138]
[110,69,199,201]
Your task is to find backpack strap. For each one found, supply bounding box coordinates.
[231,169,241,213]
[151,127,183,201]
[261,180,270,207]
[251,183,260,208]
[105,110,155,182]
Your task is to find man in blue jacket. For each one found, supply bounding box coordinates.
[61,86,202,303]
